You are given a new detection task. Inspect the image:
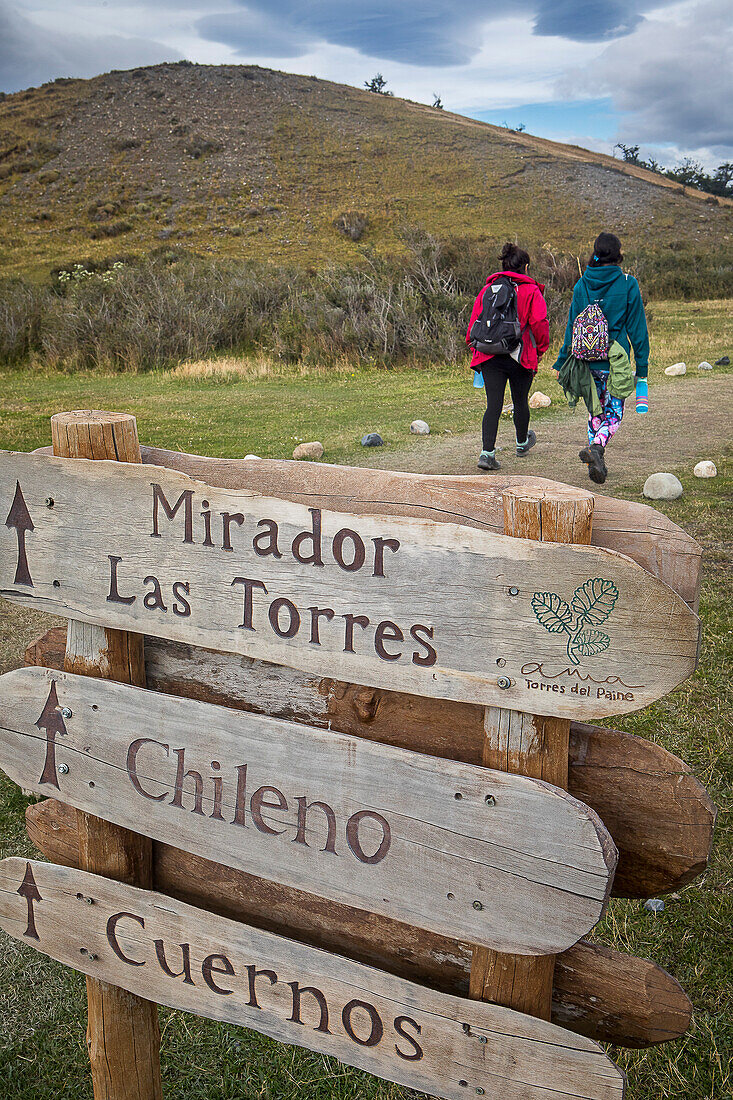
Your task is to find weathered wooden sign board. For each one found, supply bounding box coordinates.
[0,858,626,1100]
[0,666,616,954]
[0,450,699,717]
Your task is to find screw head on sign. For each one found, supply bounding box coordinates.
[478,1036,487,1044]
[60,707,72,719]
[509,586,519,596]
[484,794,496,806]
[85,897,94,905]
[58,763,69,775]
[45,498,54,507]
[497,677,511,689]
[473,900,483,911]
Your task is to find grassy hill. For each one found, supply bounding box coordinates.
[1,61,732,279]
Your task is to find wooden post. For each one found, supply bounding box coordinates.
[51,411,162,1100]
[469,484,595,1020]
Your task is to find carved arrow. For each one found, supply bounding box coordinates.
[4,481,34,587]
[17,862,43,940]
[35,681,67,789]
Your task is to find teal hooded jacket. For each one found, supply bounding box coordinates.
[551,265,650,377]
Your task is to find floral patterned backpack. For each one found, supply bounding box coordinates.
[571,298,610,361]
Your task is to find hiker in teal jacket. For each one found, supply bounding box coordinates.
[551,232,649,484]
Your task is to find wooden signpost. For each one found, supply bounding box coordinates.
[0,411,716,1100]
[0,858,626,1100]
[0,449,700,717]
[0,665,616,953]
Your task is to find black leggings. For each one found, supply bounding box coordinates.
[481,355,533,452]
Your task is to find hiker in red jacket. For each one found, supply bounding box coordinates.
[466,243,550,470]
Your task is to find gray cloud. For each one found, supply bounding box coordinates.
[197,1,664,66]
[570,0,733,154]
[0,1,180,93]
[533,0,643,41]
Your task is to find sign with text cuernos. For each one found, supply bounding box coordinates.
[0,859,626,1100]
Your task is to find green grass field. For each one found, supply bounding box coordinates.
[0,298,731,1099]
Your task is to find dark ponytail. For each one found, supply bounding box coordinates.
[500,242,530,272]
[588,232,623,267]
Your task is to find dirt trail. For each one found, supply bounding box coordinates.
[356,374,732,491]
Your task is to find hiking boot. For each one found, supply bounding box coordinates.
[516,430,536,457]
[579,443,607,484]
[478,452,501,471]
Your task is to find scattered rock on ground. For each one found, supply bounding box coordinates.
[529,391,551,409]
[715,355,730,365]
[361,432,383,447]
[694,460,717,478]
[292,441,324,460]
[698,361,713,371]
[501,403,514,416]
[643,472,683,500]
[664,362,686,376]
[644,898,665,914]
[410,419,430,435]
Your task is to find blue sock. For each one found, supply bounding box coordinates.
[480,449,495,458]
[517,438,528,448]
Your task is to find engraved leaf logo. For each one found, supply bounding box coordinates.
[531,592,574,633]
[571,630,610,657]
[532,577,619,665]
[571,578,619,626]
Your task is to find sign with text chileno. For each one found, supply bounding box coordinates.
[0,666,616,955]
[0,450,699,718]
[0,859,626,1100]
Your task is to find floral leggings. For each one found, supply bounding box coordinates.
[588,368,625,448]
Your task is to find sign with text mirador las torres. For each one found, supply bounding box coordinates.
[0,451,699,718]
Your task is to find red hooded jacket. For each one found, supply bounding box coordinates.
[466,271,550,372]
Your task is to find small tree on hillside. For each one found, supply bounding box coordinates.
[713,162,733,194]
[365,73,393,96]
[665,157,705,189]
[615,143,641,165]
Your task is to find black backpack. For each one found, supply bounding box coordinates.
[469,277,521,356]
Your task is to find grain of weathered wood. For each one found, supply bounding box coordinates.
[133,449,703,610]
[0,665,616,954]
[0,450,700,718]
[25,626,716,898]
[23,805,696,1049]
[0,857,626,1100]
[470,486,595,1021]
[51,411,162,1100]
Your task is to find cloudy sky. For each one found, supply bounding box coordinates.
[2,0,730,168]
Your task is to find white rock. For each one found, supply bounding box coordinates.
[529,391,551,409]
[698,361,713,371]
[292,441,324,460]
[694,460,717,478]
[664,362,686,376]
[244,454,260,460]
[410,419,430,435]
[643,472,684,500]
